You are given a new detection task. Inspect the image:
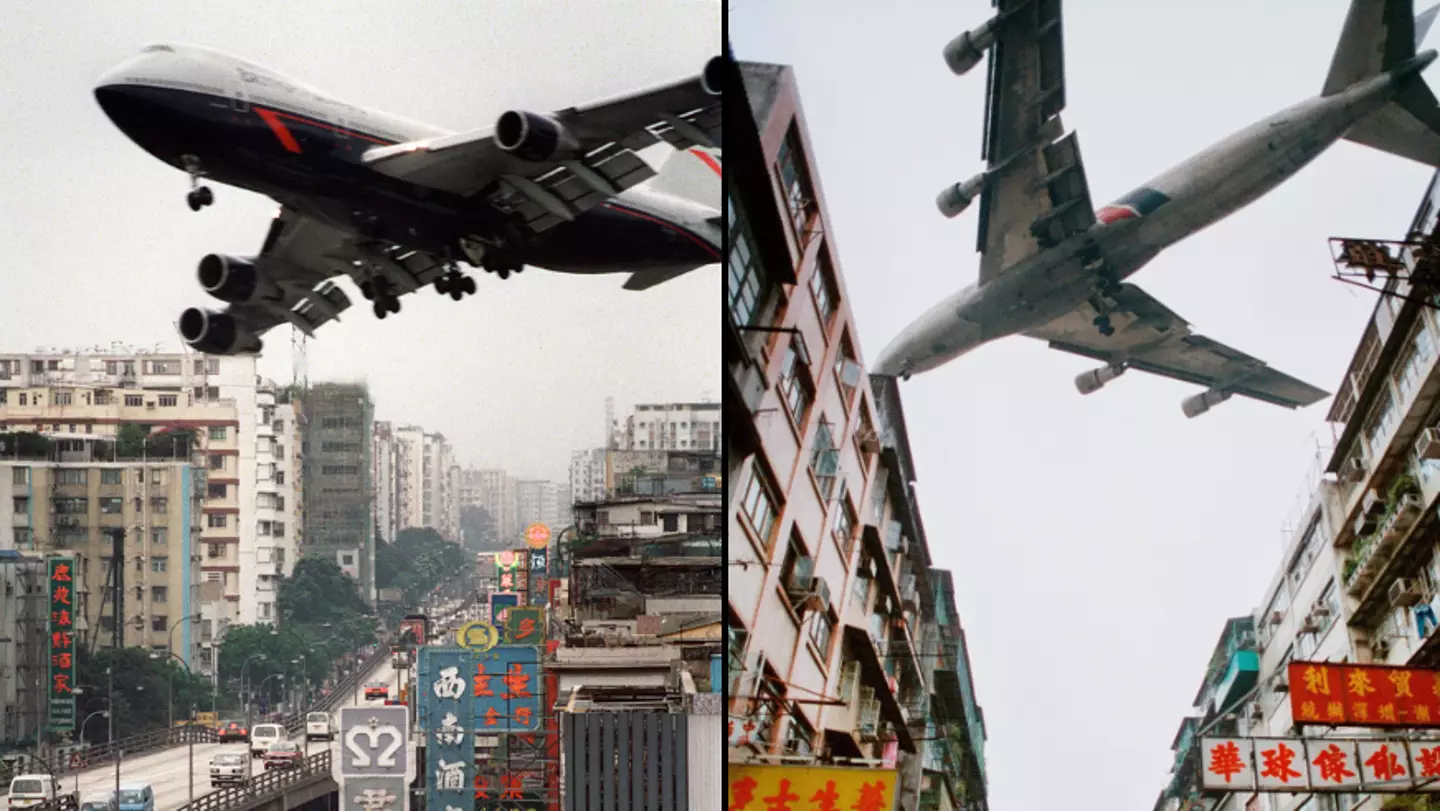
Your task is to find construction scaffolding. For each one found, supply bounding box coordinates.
[299,383,375,598]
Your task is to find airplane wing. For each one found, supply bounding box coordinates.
[360,66,720,240]
[1023,283,1330,414]
[203,208,449,346]
[972,0,1097,285]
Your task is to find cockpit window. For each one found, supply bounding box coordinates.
[141,44,175,53]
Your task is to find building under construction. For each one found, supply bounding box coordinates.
[299,383,375,603]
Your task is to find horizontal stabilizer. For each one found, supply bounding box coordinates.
[622,267,700,291]
[1344,78,1440,165]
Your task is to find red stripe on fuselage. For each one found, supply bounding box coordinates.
[604,203,719,260]
[253,107,303,154]
[1095,205,1140,225]
[691,149,722,177]
[265,108,395,146]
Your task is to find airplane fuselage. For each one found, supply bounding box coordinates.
[94,44,719,277]
[876,55,1434,377]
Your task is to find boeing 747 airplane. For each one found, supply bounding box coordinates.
[94,44,722,355]
[874,0,1440,418]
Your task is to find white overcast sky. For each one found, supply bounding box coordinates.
[732,0,1437,807]
[0,0,719,482]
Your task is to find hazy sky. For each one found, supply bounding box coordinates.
[731,0,1437,807]
[0,0,719,482]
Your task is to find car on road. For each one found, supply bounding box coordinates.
[263,741,303,771]
[116,784,153,811]
[209,752,250,787]
[305,712,333,741]
[364,682,388,700]
[8,775,59,810]
[249,723,285,757]
[78,793,117,811]
[217,719,248,743]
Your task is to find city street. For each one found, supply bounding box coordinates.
[62,657,401,810]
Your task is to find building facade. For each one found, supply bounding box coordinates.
[618,402,721,452]
[726,57,988,811]
[1154,172,1440,811]
[372,421,399,544]
[300,383,375,603]
[570,449,606,505]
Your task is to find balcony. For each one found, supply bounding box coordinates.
[1210,648,1259,716]
[1194,618,1258,714]
[1343,475,1433,627]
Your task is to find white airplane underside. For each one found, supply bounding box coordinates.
[875,0,1440,418]
[94,44,723,354]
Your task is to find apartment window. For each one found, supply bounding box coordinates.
[207,544,224,559]
[809,254,838,328]
[274,496,285,511]
[14,528,33,548]
[99,497,123,515]
[784,712,815,758]
[205,571,223,583]
[726,193,768,327]
[341,553,355,566]
[100,469,122,485]
[11,468,27,486]
[778,338,814,426]
[207,513,227,529]
[740,466,779,549]
[54,498,86,515]
[54,391,73,406]
[152,615,167,632]
[208,455,225,472]
[209,427,226,441]
[776,127,817,239]
[274,471,285,485]
[832,498,857,560]
[809,419,840,500]
[147,360,179,375]
[1287,515,1323,591]
[258,521,272,536]
[94,390,111,406]
[0,391,5,405]
[16,394,25,406]
[850,552,872,609]
[12,497,27,515]
[808,609,836,667]
[151,527,167,545]
[124,395,142,407]
[273,522,285,536]
[207,483,227,499]
[152,586,168,603]
[1365,387,1400,458]
[56,469,87,486]
[151,469,165,486]
[150,496,168,513]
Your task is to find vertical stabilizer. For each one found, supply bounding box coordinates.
[1323,0,1429,95]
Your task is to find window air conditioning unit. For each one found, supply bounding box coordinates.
[1299,615,1322,634]
[1272,674,1290,693]
[1390,578,1425,607]
[1269,610,1285,626]
[1311,598,1332,617]
[796,576,832,616]
[1342,457,1366,484]
[1420,427,1440,461]
[857,429,881,455]
[1363,488,1387,518]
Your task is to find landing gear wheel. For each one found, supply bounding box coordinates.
[461,276,476,295]
[435,275,450,295]
[359,281,374,300]
[496,268,510,280]
[186,186,214,212]
[450,288,464,301]
[388,296,401,314]
[1093,315,1116,337]
[373,300,388,320]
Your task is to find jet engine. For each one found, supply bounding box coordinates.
[494,111,578,162]
[1075,364,1125,395]
[936,173,987,218]
[177,307,262,356]
[197,254,279,304]
[942,17,998,76]
[1181,389,1233,419]
[701,55,724,96]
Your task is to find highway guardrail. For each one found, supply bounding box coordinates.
[173,750,331,811]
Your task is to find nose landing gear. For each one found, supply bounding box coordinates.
[182,155,214,211]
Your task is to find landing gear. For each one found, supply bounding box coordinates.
[482,257,524,280]
[1093,315,1116,337]
[479,225,527,280]
[182,154,213,211]
[361,278,401,319]
[434,266,477,300]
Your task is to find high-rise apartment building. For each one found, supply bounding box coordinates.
[0,348,280,626]
[473,469,518,544]
[300,383,375,603]
[372,421,399,543]
[569,449,606,504]
[247,381,302,624]
[1154,171,1440,811]
[394,424,425,532]
[727,57,989,811]
[515,479,563,531]
[617,402,721,452]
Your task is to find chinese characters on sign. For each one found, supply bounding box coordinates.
[420,648,475,811]
[472,645,542,733]
[490,593,520,628]
[504,607,544,646]
[1287,662,1440,728]
[527,549,547,607]
[48,557,76,731]
[339,777,408,811]
[728,764,897,811]
[1200,737,1440,792]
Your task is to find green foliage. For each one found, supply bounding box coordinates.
[0,433,53,457]
[278,557,372,626]
[375,529,468,607]
[214,623,337,710]
[459,506,500,551]
[75,646,209,740]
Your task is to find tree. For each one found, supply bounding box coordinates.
[75,645,208,739]
[459,506,498,551]
[277,557,371,626]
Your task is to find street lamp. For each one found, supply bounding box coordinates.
[255,674,285,720]
[75,711,108,796]
[149,650,195,809]
[239,654,268,729]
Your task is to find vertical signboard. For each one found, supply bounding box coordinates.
[420,648,474,811]
[473,645,542,733]
[504,607,545,647]
[490,593,520,627]
[48,556,76,731]
[496,551,520,594]
[526,549,547,607]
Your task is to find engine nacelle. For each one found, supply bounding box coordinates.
[197,254,279,304]
[178,308,263,356]
[494,111,578,162]
[1075,364,1125,395]
[701,55,724,96]
[936,173,987,218]
[1182,389,1234,419]
[943,17,999,76]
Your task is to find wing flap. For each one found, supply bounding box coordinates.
[1026,283,1329,409]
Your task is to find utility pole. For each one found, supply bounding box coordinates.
[108,666,118,804]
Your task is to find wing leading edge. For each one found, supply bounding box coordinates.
[1024,283,1329,418]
